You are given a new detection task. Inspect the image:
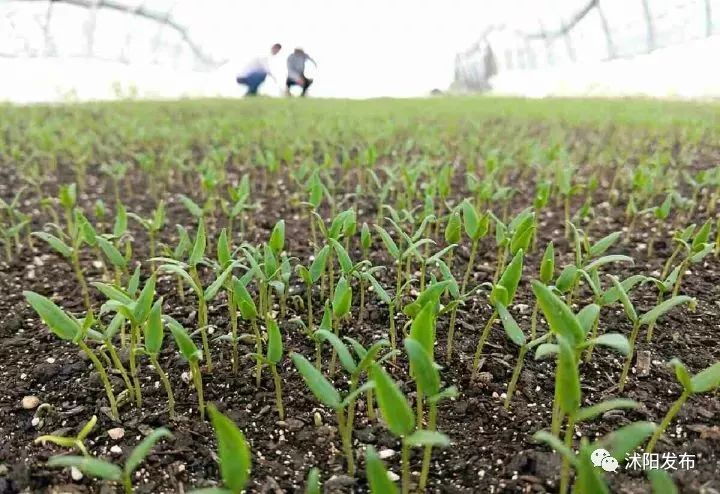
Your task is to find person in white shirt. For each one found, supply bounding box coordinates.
[236,43,282,96]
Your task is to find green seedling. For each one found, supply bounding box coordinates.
[276,253,292,317]
[166,316,205,419]
[290,351,376,476]
[214,229,241,373]
[368,167,396,226]
[304,467,321,494]
[433,165,453,232]
[358,222,372,322]
[100,162,129,206]
[35,415,97,456]
[127,200,165,269]
[534,421,655,494]
[668,219,714,296]
[108,201,131,283]
[178,193,205,221]
[533,241,555,340]
[531,282,632,439]
[224,175,252,237]
[609,276,696,391]
[189,404,252,494]
[563,225,631,307]
[404,338,458,491]
[86,313,134,397]
[93,274,156,407]
[160,224,192,302]
[59,183,77,232]
[432,258,481,362]
[371,362,450,494]
[639,193,672,257]
[643,266,682,342]
[96,234,128,285]
[329,275,352,374]
[232,275,264,386]
[240,241,283,325]
[403,287,445,420]
[341,208,357,252]
[531,180,551,251]
[555,163,581,239]
[0,190,30,260]
[374,212,434,302]
[33,209,100,309]
[459,200,490,293]
[311,208,354,301]
[141,299,175,417]
[366,445,399,494]
[24,291,119,420]
[580,273,648,361]
[296,244,330,331]
[443,208,462,271]
[251,317,285,419]
[472,249,524,376]
[362,268,412,361]
[645,358,720,453]
[494,302,554,409]
[533,330,637,494]
[488,207,535,284]
[648,469,679,494]
[157,220,239,372]
[269,219,285,256]
[301,171,327,247]
[47,428,172,494]
[381,210,439,291]
[341,335,394,422]
[74,210,117,280]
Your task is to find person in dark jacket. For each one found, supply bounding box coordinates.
[286,48,317,97]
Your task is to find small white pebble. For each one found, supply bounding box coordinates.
[110,445,123,455]
[107,427,125,440]
[22,396,40,409]
[70,466,83,481]
[379,449,396,459]
[46,357,56,364]
[514,303,529,314]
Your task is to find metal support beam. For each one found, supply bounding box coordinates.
[537,19,554,66]
[596,1,615,59]
[562,21,576,62]
[84,0,99,57]
[641,0,655,51]
[10,0,223,66]
[705,0,713,36]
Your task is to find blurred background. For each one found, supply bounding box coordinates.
[1,0,719,102]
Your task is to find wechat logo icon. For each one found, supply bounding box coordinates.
[591,448,619,472]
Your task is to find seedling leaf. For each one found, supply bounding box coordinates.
[208,404,252,493]
[290,353,341,409]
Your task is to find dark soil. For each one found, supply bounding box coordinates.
[1,111,720,494]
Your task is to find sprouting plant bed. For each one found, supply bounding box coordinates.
[1,97,720,493]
